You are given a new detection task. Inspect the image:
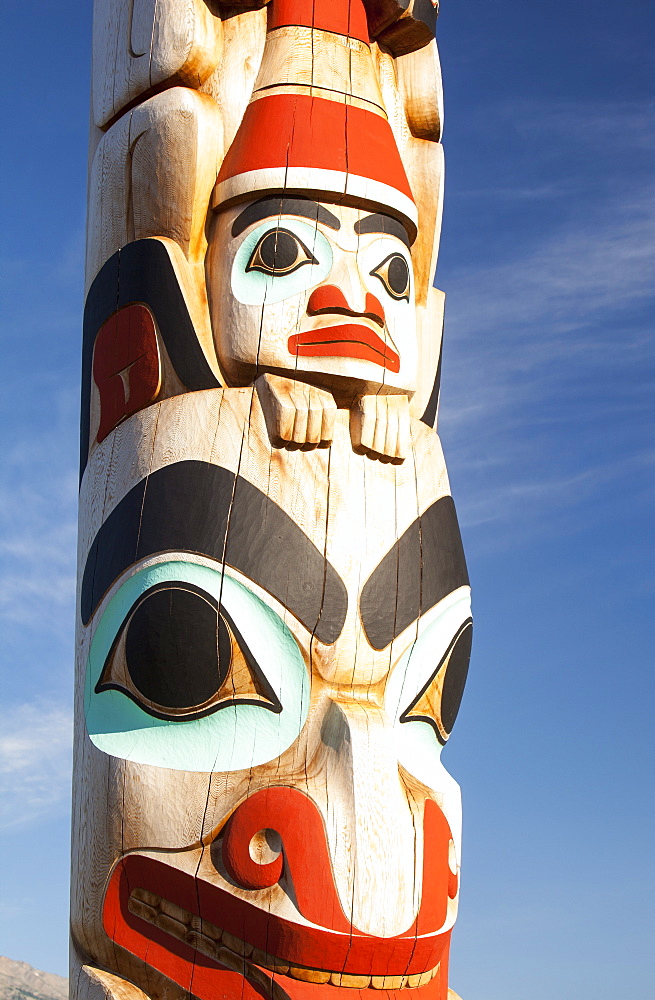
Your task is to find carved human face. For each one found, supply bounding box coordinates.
[73,390,471,1000]
[206,198,418,398]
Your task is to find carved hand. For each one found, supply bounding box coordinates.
[256,373,337,448]
[350,393,411,463]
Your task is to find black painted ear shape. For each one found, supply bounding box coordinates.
[400,619,473,744]
[96,582,281,721]
[81,240,221,479]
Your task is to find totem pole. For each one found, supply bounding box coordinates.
[72,3,472,1000]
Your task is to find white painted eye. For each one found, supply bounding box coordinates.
[385,587,472,794]
[370,252,411,301]
[232,218,332,305]
[359,237,413,304]
[386,587,472,729]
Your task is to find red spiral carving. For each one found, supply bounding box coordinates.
[222,786,351,931]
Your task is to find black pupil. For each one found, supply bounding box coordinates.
[440,623,473,736]
[259,230,300,271]
[125,586,231,710]
[387,254,409,295]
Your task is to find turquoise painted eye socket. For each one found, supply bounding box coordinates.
[232,218,332,305]
[84,561,309,772]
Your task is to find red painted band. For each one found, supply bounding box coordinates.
[288,324,401,373]
[217,94,413,203]
[267,0,370,44]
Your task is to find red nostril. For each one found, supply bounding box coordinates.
[307,284,350,315]
[365,292,385,325]
[219,787,351,931]
[307,285,385,327]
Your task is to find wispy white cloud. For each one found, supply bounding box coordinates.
[437,101,655,537]
[506,99,655,151]
[0,388,78,632]
[0,484,77,631]
[0,702,72,830]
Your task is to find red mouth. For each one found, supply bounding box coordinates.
[102,795,457,1000]
[288,325,401,373]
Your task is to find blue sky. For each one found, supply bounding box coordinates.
[0,1,653,998]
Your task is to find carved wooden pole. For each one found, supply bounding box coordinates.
[72,3,471,1000]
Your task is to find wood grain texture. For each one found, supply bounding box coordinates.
[396,40,444,142]
[251,25,387,116]
[86,88,223,287]
[92,0,221,128]
[199,7,268,154]
[374,0,438,57]
[75,5,470,1000]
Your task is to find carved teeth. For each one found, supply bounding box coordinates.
[330,973,372,988]
[222,930,252,957]
[371,977,407,990]
[160,897,191,925]
[289,967,332,984]
[128,888,439,988]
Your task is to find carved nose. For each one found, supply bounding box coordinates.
[307,285,385,327]
[220,786,350,932]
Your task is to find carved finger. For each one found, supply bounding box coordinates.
[396,396,411,460]
[305,394,324,445]
[256,373,295,444]
[383,400,399,459]
[372,396,388,457]
[291,394,310,445]
[319,394,337,445]
[356,396,377,455]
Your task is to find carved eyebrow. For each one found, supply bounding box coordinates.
[354,213,411,248]
[232,197,341,237]
[81,460,348,645]
[359,497,469,650]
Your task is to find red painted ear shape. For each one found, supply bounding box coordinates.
[93,303,160,443]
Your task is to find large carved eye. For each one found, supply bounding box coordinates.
[96,583,280,721]
[246,227,318,276]
[399,620,473,744]
[370,252,411,301]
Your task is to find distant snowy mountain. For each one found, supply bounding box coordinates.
[0,958,67,1000]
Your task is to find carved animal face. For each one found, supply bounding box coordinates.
[73,391,470,1000]
[206,199,418,399]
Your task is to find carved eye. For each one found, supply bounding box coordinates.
[400,620,473,744]
[370,252,411,301]
[95,583,281,720]
[246,227,318,276]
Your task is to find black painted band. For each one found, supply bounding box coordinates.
[81,460,348,646]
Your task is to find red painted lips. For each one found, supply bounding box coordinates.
[288,325,401,373]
